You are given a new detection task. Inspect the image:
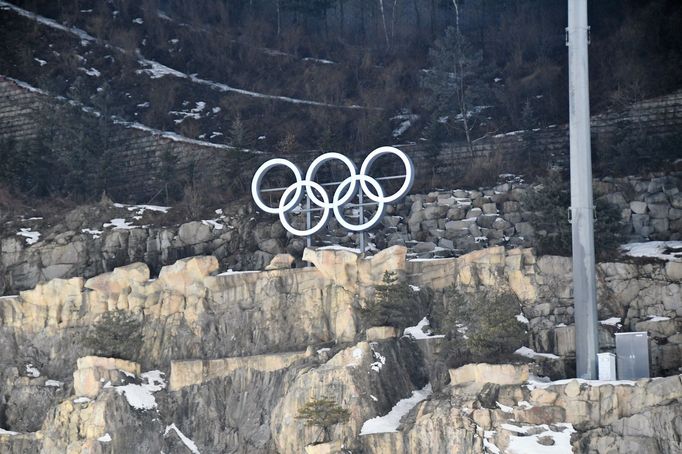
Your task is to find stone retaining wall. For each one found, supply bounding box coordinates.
[1,172,679,296]
[0,76,258,202]
[2,75,682,201]
[401,89,682,179]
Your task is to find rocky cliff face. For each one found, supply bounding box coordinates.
[0,245,681,452]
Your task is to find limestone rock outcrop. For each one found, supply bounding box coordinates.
[1,243,682,453]
[73,356,141,398]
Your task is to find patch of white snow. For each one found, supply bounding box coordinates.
[164,424,200,454]
[515,346,560,360]
[403,317,445,340]
[505,422,576,454]
[25,364,40,377]
[599,317,622,326]
[103,218,136,230]
[97,433,112,442]
[516,313,530,325]
[621,241,682,262]
[114,370,166,411]
[360,384,432,435]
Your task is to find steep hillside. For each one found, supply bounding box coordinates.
[0,0,392,153]
[1,0,681,156]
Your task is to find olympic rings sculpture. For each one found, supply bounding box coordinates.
[251,146,415,237]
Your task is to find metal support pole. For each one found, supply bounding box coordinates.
[305,195,312,267]
[567,0,598,379]
[358,187,365,254]
[305,195,312,249]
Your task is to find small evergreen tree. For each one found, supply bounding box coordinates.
[82,310,144,360]
[229,113,247,149]
[523,175,572,257]
[465,291,528,358]
[363,271,431,329]
[421,19,492,155]
[296,397,350,443]
[432,287,527,367]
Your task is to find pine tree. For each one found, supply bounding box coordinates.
[363,271,431,329]
[432,287,527,367]
[421,11,492,155]
[81,310,144,360]
[296,397,350,443]
[229,114,246,149]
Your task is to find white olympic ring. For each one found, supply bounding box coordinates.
[251,146,414,237]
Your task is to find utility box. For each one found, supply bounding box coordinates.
[598,352,617,381]
[615,332,649,380]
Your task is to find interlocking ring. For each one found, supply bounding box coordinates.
[251,147,414,237]
[279,180,330,236]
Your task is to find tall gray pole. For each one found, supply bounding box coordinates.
[567,0,599,379]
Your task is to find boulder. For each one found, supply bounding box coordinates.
[482,203,498,215]
[258,238,284,255]
[85,262,150,294]
[672,193,682,209]
[413,242,436,253]
[447,207,466,220]
[265,253,296,270]
[178,221,212,245]
[73,356,140,398]
[158,256,219,293]
[648,203,671,219]
[631,214,650,234]
[666,262,682,281]
[476,215,498,229]
[635,318,678,338]
[515,222,535,237]
[366,326,399,341]
[630,201,647,214]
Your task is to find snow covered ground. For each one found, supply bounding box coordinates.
[514,346,560,360]
[525,374,636,390]
[621,241,682,261]
[360,383,432,435]
[16,228,40,245]
[503,422,576,454]
[109,370,166,411]
[403,317,445,340]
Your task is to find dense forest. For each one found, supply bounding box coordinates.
[0,0,681,202]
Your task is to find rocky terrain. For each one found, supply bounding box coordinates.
[0,244,680,453]
[2,172,680,295]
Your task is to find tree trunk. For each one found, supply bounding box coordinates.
[391,0,398,41]
[412,0,420,36]
[378,0,389,48]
